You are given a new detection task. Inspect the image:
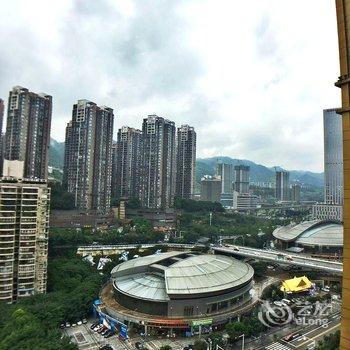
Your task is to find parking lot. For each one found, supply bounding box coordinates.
[63,320,134,350]
[63,319,198,350]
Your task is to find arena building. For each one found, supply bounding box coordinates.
[98,251,255,336]
[273,220,343,254]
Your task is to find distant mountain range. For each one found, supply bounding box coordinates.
[49,140,324,188]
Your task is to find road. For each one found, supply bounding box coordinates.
[77,242,343,275]
[77,243,201,256]
[213,245,343,275]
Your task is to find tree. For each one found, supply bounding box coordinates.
[317,331,340,349]
[174,197,224,213]
[193,340,207,350]
[251,261,268,278]
[49,182,76,210]
[225,321,248,341]
[207,332,225,347]
[0,306,77,350]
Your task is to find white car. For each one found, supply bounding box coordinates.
[93,324,103,332]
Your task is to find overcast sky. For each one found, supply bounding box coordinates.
[0,0,339,172]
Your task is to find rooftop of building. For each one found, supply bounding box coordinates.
[111,251,254,301]
[273,219,343,247]
[280,276,312,293]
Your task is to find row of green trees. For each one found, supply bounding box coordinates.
[49,219,164,251]
[225,316,266,341]
[175,210,281,247]
[174,198,225,213]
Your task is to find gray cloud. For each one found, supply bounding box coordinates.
[0,0,339,171]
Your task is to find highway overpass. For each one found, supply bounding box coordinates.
[77,242,343,275]
[77,243,200,256]
[213,245,343,275]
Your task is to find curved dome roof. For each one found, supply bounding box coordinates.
[112,252,254,301]
[165,254,253,296]
[273,220,343,247]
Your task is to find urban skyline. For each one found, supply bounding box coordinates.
[0,87,337,177]
[0,1,339,172]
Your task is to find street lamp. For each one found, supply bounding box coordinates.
[206,338,212,350]
[238,334,245,350]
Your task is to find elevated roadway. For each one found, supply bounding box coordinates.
[77,242,343,275]
[213,245,343,275]
[77,243,200,256]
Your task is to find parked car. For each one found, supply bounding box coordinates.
[98,326,107,334]
[93,324,103,332]
[101,328,110,336]
[82,318,88,324]
[90,323,98,330]
[77,321,82,326]
[284,332,301,342]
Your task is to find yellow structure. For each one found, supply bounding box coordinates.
[335,1,350,348]
[280,276,312,293]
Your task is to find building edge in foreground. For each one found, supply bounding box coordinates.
[335,0,350,348]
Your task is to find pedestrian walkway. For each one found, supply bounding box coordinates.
[265,342,292,350]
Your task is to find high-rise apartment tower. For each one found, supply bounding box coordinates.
[217,162,234,194]
[324,108,343,205]
[234,165,250,194]
[63,100,114,213]
[4,86,52,180]
[113,126,142,201]
[0,99,4,175]
[291,183,301,203]
[0,177,50,303]
[275,170,290,201]
[175,125,196,199]
[140,115,176,208]
[312,108,343,221]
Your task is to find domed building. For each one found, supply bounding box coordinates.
[98,251,255,335]
[273,220,343,254]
